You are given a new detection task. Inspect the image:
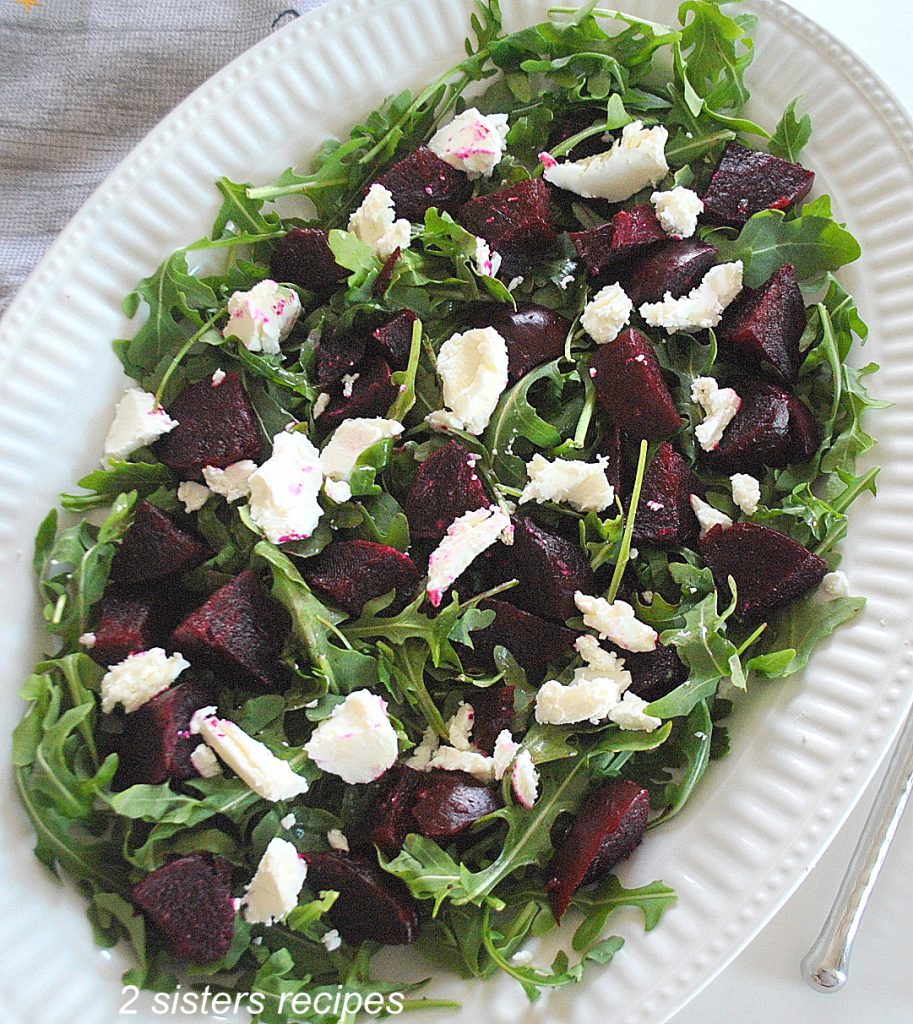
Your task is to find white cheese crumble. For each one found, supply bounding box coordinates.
[691,376,742,452]
[821,570,851,601]
[474,236,502,278]
[535,674,626,726]
[447,702,475,751]
[543,121,669,202]
[313,392,331,419]
[650,186,704,238]
[348,184,412,259]
[730,473,760,516]
[426,506,512,607]
[100,648,190,714]
[608,691,662,732]
[511,749,539,808]
[690,494,733,538]
[320,418,403,483]
[327,828,350,852]
[491,729,519,781]
[580,282,633,344]
[512,950,534,966]
[242,837,307,925]
[203,459,257,502]
[341,372,360,399]
[304,689,399,785]
[425,326,509,435]
[280,813,296,829]
[407,725,440,770]
[520,453,615,513]
[211,368,227,387]
[103,388,178,463]
[426,745,495,781]
[428,108,510,179]
[574,593,657,653]
[507,275,524,292]
[193,713,310,801]
[321,929,342,952]
[248,430,324,544]
[640,261,744,334]
[177,480,210,513]
[189,743,222,779]
[223,279,302,355]
[323,479,352,504]
[78,631,97,649]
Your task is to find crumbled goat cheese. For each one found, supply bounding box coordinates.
[327,829,350,852]
[177,480,210,513]
[543,121,669,202]
[474,236,502,277]
[280,813,296,830]
[103,387,178,463]
[321,929,342,952]
[313,392,331,418]
[407,725,440,770]
[428,108,510,178]
[507,276,525,292]
[78,631,97,649]
[511,750,539,808]
[690,494,733,537]
[640,262,743,334]
[426,506,512,607]
[425,326,509,435]
[608,691,662,732]
[650,186,704,238]
[574,634,630,684]
[248,430,324,544]
[193,713,309,801]
[821,570,851,601]
[691,376,742,452]
[511,950,534,966]
[581,282,633,344]
[730,473,760,516]
[100,648,190,714]
[535,675,626,726]
[323,478,352,504]
[242,837,307,925]
[189,743,222,779]
[574,593,657,653]
[320,418,403,483]
[211,368,227,386]
[426,745,495,781]
[304,689,399,785]
[520,453,615,513]
[492,729,519,781]
[348,184,411,259]
[202,459,257,502]
[447,702,475,751]
[341,372,360,399]
[557,271,575,290]
[223,279,302,355]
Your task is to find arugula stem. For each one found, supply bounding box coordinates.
[606,439,649,602]
[155,308,225,406]
[386,319,423,421]
[735,622,767,656]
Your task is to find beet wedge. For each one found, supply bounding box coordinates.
[366,764,422,858]
[570,203,666,278]
[301,852,419,946]
[110,501,209,585]
[371,309,418,371]
[632,442,703,547]
[404,439,489,541]
[92,587,163,666]
[467,302,569,382]
[411,770,499,841]
[373,146,472,221]
[132,854,236,963]
[321,353,398,428]
[546,779,651,921]
[470,685,516,755]
[620,239,719,307]
[605,642,688,703]
[459,178,557,275]
[455,598,577,673]
[316,331,368,388]
[301,540,420,616]
[700,522,828,623]
[270,227,347,298]
[589,328,682,440]
[717,263,807,382]
[701,141,815,227]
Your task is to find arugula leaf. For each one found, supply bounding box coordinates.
[60,460,172,512]
[768,97,812,162]
[570,876,678,948]
[678,0,755,111]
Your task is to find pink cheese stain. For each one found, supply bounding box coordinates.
[538,151,558,169]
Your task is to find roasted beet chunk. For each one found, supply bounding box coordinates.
[466,302,568,381]
[456,599,577,673]
[705,381,819,474]
[701,142,815,227]
[607,642,688,703]
[589,328,682,440]
[411,770,499,840]
[316,331,367,388]
[92,588,162,666]
[270,227,347,297]
[459,178,557,275]
[717,264,806,382]
[132,854,235,963]
[620,239,719,306]
[155,371,262,480]
[700,522,828,623]
[374,146,473,221]
[301,852,419,945]
[110,501,208,585]
[488,516,595,622]
[546,779,650,921]
[548,111,609,161]
[173,569,285,688]
[570,204,666,278]
[108,677,217,788]
[404,440,489,540]
[301,540,420,616]
[371,309,418,371]
[471,685,515,754]
[366,764,422,857]
[632,442,702,547]
[321,354,398,428]
[599,425,624,497]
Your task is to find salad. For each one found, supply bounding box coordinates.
[14,0,881,1018]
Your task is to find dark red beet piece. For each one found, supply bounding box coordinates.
[700,522,828,623]
[701,142,815,227]
[270,227,347,298]
[371,309,418,370]
[404,440,489,540]
[108,677,217,789]
[632,442,702,547]
[155,371,263,480]
[548,110,609,161]
[321,354,398,428]
[411,770,499,840]
[546,779,650,920]
[366,764,422,858]
[466,302,569,382]
[606,642,688,703]
[456,598,577,673]
[717,264,807,382]
[784,390,821,463]
[471,685,516,755]
[301,852,419,946]
[316,331,368,388]
[459,178,557,275]
[373,146,473,221]
[589,328,682,440]
[620,239,719,306]
[570,204,667,279]
[599,425,624,497]
[92,588,162,666]
[301,540,420,616]
[172,569,285,688]
[373,247,402,297]
[110,501,209,585]
[132,854,235,963]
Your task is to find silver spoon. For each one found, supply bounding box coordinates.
[801,707,913,992]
